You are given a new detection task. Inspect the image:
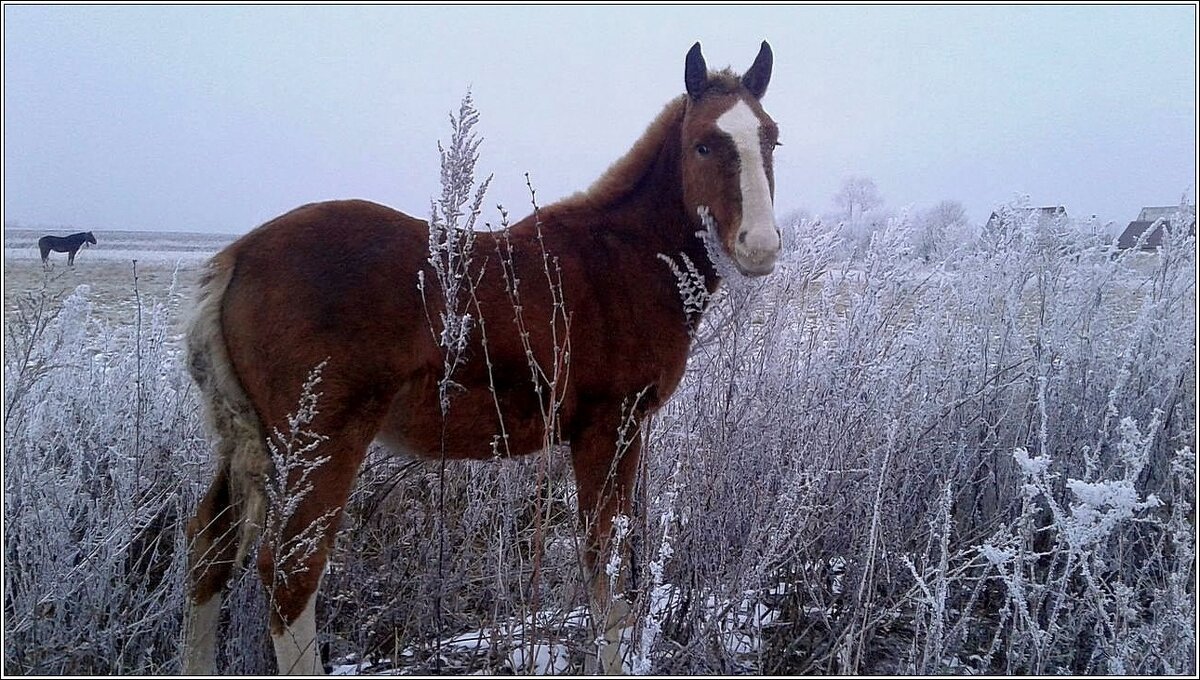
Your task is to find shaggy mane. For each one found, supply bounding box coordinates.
[556,94,687,211]
[557,69,745,212]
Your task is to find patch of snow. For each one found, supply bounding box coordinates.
[507,643,570,674]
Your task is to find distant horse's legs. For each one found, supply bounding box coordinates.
[571,409,643,674]
[39,244,50,267]
[67,248,78,266]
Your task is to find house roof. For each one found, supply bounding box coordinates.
[984,206,1069,236]
[985,206,1066,224]
[1118,215,1197,249]
[1119,221,1163,249]
[1137,206,1178,222]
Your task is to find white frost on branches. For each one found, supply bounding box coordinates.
[696,205,751,284]
[422,91,492,412]
[656,251,710,327]
[265,361,336,588]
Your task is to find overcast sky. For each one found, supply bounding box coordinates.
[3,4,1196,234]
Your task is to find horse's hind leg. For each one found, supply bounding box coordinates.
[256,414,378,675]
[183,460,240,674]
[183,385,269,673]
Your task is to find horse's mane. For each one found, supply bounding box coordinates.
[555,95,686,212]
[557,70,744,212]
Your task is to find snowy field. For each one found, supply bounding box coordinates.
[3,211,1196,675]
[3,228,235,327]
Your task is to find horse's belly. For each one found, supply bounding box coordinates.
[376,378,552,461]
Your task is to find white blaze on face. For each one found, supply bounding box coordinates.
[715,99,780,273]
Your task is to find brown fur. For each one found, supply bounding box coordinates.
[184,43,778,671]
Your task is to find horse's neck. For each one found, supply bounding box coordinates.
[538,99,720,295]
[610,199,714,279]
[593,151,720,295]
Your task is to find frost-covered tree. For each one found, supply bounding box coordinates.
[914,199,970,262]
[830,176,887,261]
[833,175,883,224]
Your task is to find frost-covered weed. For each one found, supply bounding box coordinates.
[3,275,209,674]
[669,203,1194,675]
[577,202,1194,674]
[264,362,337,598]
[4,185,1193,673]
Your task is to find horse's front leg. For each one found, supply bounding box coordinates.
[570,408,642,674]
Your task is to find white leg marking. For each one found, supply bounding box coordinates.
[598,598,632,675]
[272,589,323,675]
[716,99,780,269]
[182,595,221,674]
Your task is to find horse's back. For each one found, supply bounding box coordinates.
[218,198,433,319]
[214,199,438,428]
[230,199,425,249]
[222,197,426,274]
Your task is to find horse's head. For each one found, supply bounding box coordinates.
[85,232,97,245]
[679,41,780,277]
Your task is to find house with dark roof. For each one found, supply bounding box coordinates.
[983,206,1068,235]
[981,206,1070,247]
[1117,206,1196,250]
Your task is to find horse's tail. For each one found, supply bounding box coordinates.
[186,251,269,566]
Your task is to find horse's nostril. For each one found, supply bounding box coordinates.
[737,230,748,244]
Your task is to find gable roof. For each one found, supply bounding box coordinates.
[1119,221,1165,249]
[1118,214,1197,249]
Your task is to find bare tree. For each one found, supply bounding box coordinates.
[833,176,883,223]
[915,199,969,262]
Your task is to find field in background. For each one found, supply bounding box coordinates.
[3,229,234,326]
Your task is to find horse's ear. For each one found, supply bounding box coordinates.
[685,42,708,100]
[742,41,773,100]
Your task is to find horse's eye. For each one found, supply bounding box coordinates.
[695,143,710,156]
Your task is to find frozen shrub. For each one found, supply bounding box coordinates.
[3,166,1193,672]
[3,275,210,674]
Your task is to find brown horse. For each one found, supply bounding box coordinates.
[182,41,781,674]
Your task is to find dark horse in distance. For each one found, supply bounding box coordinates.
[183,41,781,675]
[38,231,97,267]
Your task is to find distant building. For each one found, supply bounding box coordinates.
[1137,206,1179,222]
[984,206,1067,233]
[1117,206,1197,250]
[982,205,1069,242]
